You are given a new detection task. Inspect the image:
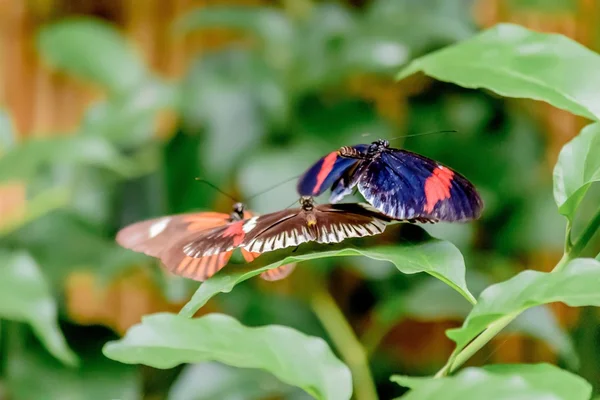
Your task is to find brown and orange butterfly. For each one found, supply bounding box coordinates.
[164,196,393,264]
[116,202,295,282]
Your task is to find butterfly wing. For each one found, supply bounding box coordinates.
[241,203,390,254]
[117,211,264,282]
[155,202,389,277]
[260,264,297,281]
[297,147,367,197]
[355,149,483,222]
[115,212,231,258]
[167,250,235,281]
[158,217,251,278]
[240,248,297,281]
[329,159,368,203]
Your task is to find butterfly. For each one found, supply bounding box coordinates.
[115,202,296,282]
[159,196,392,267]
[296,139,483,223]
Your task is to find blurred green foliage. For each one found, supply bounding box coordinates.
[1,1,599,399]
[392,363,592,399]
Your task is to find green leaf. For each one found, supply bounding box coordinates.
[175,6,294,69]
[10,211,149,291]
[82,78,179,146]
[179,225,474,318]
[392,363,592,400]
[103,312,352,400]
[447,258,600,357]
[0,136,145,183]
[508,306,578,369]
[37,17,147,95]
[0,109,16,153]
[364,274,577,367]
[0,251,77,365]
[365,0,476,47]
[6,337,140,400]
[553,122,600,219]
[169,362,304,400]
[397,23,600,121]
[507,0,577,13]
[291,4,359,88]
[181,50,280,175]
[0,186,71,238]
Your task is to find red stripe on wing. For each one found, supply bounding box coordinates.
[423,166,454,213]
[221,220,246,246]
[312,151,339,194]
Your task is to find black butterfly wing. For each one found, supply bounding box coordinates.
[241,203,391,254]
[296,145,370,197]
[355,149,483,222]
[330,159,368,202]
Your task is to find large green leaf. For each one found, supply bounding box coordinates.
[447,258,600,356]
[0,251,77,365]
[168,362,305,400]
[553,123,600,219]
[392,363,592,400]
[179,225,475,318]
[0,136,145,183]
[397,23,600,121]
[37,18,147,95]
[103,312,352,400]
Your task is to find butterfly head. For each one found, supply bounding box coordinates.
[230,202,246,221]
[299,196,315,211]
[368,139,389,154]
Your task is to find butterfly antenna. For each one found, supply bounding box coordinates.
[244,173,303,202]
[284,198,299,210]
[194,178,240,203]
[387,129,458,141]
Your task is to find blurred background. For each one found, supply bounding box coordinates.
[1,0,600,399]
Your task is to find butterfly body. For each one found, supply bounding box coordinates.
[297,139,483,223]
[176,196,392,259]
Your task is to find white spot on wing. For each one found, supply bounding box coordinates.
[149,217,171,238]
[242,216,259,233]
[244,239,261,253]
[354,225,368,236]
[327,228,337,243]
[320,226,328,243]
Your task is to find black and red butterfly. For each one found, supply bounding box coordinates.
[115,203,296,282]
[296,139,483,223]
[157,196,392,267]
